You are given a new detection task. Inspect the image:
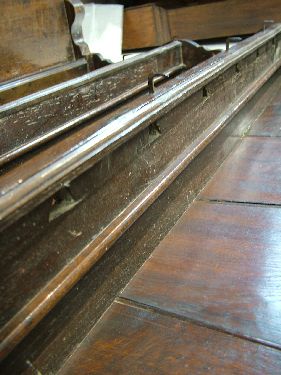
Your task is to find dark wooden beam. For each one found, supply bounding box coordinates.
[168,0,281,40]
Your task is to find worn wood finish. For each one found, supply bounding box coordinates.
[58,302,281,375]
[123,4,171,50]
[0,59,88,105]
[200,137,281,204]
[0,0,75,83]
[0,112,245,373]
[249,103,281,136]
[0,100,250,373]
[0,41,189,166]
[0,65,278,367]
[1,28,281,368]
[122,201,281,348]
[168,0,281,40]
[1,26,280,228]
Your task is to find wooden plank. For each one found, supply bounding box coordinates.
[201,137,281,203]
[58,302,281,374]
[123,4,171,50]
[122,201,281,348]
[168,0,281,40]
[0,0,75,83]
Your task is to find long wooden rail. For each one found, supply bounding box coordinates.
[1,25,281,372]
[0,41,211,167]
[58,76,281,375]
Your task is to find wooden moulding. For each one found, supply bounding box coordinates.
[0,25,281,361]
[2,71,280,373]
[168,0,281,40]
[0,41,193,167]
[1,25,280,229]
[123,4,171,50]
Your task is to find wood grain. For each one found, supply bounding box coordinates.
[122,201,281,347]
[123,4,171,50]
[201,137,281,203]
[168,0,281,40]
[0,59,87,105]
[249,103,281,137]
[0,0,75,83]
[58,302,281,375]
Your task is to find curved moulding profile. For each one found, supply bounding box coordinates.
[65,0,91,57]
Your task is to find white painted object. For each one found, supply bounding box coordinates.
[82,4,124,63]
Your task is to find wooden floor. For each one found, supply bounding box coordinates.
[58,89,281,373]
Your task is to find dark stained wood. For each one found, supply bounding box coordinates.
[0,0,75,83]
[2,26,280,227]
[1,28,281,371]
[123,4,171,50]
[249,104,281,137]
[0,41,186,166]
[200,137,281,204]
[122,201,281,348]
[0,103,249,373]
[168,0,281,40]
[58,302,281,375]
[1,28,280,361]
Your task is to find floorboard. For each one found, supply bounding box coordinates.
[58,302,281,375]
[122,201,281,348]
[200,137,281,204]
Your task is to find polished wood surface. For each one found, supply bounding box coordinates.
[249,104,281,137]
[58,302,281,375]
[168,0,281,40]
[2,30,281,372]
[56,83,281,373]
[200,137,281,204]
[0,0,75,83]
[122,201,281,347]
[123,4,171,50]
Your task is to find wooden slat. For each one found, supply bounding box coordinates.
[123,4,171,50]
[200,137,281,203]
[0,0,75,83]
[122,201,281,348]
[58,302,281,374]
[168,0,281,40]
